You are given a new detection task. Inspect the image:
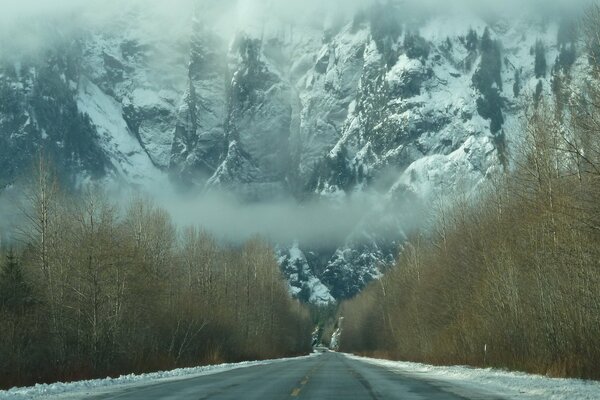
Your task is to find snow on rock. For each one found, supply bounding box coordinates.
[76,77,166,186]
[345,354,600,400]
[306,276,336,305]
[80,28,186,169]
[391,134,499,199]
[278,243,335,305]
[274,11,578,300]
[129,88,179,167]
[206,141,259,186]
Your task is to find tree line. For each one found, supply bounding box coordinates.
[0,162,311,389]
[338,6,600,380]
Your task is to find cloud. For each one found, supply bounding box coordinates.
[0,0,198,59]
[146,187,399,248]
[0,0,592,59]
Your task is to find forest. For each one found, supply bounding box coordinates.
[338,6,600,380]
[0,168,311,389]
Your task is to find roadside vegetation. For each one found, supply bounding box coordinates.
[338,6,600,380]
[0,170,311,389]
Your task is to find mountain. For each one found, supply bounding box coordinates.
[0,2,583,301]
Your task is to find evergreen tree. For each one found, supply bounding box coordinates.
[465,28,479,52]
[404,32,430,61]
[370,1,402,66]
[534,40,547,78]
[480,28,493,52]
[557,17,577,48]
[555,44,577,73]
[473,28,504,134]
[534,80,544,108]
[0,251,33,313]
[475,28,503,91]
[513,69,522,98]
[476,91,504,133]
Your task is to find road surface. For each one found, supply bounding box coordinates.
[85,352,506,399]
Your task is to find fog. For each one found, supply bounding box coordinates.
[0,0,591,58]
[0,185,23,246]
[150,189,398,248]
[0,180,420,249]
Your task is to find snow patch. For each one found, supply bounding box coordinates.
[281,243,335,305]
[76,77,167,186]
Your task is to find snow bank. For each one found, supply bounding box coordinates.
[0,355,314,400]
[345,354,600,400]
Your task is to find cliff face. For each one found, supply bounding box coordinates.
[0,3,582,301]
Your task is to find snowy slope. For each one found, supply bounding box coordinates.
[76,77,166,185]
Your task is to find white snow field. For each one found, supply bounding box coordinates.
[345,354,600,400]
[0,355,317,400]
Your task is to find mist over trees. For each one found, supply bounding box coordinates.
[337,6,600,380]
[0,164,311,389]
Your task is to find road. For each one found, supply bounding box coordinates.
[85,352,506,400]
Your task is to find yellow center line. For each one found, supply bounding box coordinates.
[292,374,311,396]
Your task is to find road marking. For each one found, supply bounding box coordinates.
[291,388,302,396]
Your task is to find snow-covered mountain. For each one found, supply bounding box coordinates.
[0,2,583,301]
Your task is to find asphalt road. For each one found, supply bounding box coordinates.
[86,352,506,400]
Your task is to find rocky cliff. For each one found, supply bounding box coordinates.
[0,2,582,301]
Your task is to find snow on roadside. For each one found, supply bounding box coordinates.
[0,355,315,400]
[344,354,600,400]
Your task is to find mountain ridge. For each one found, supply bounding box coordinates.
[0,3,583,301]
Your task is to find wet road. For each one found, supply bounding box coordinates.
[86,352,506,399]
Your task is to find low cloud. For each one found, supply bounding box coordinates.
[149,188,398,248]
[0,0,591,59]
